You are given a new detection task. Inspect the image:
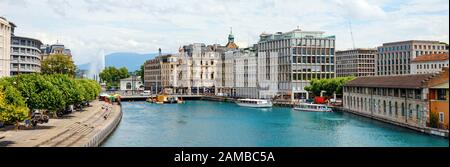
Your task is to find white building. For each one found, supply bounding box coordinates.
[411,53,449,74]
[0,17,13,78]
[178,43,219,94]
[120,76,144,91]
[234,48,259,99]
[257,28,336,100]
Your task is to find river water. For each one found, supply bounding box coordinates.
[102,101,448,147]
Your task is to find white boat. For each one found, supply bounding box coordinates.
[235,99,273,108]
[293,103,333,112]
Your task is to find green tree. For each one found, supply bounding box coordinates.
[13,74,65,113]
[305,77,355,97]
[0,90,28,125]
[41,54,77,77]
[99,66,130,89]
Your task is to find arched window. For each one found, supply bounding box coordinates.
[395,102,398,117]
[389,101,392,116]
[401,103,405,117]
[416,104,420,120]
[126,82,132,90]
[378,100,381,113]
[408,104,412,119]
[383,100,386,115]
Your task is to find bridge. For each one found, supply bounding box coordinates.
[119,95,205,101]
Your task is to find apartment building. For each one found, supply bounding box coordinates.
[336,48,377,77]
[376,40,448,76]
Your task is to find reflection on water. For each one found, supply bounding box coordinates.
[103,101,448,147]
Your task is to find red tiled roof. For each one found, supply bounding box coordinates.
[411,53,449,63]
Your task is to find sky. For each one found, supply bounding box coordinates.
[1,0,449,65]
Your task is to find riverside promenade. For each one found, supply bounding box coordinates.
[0,100,122,147]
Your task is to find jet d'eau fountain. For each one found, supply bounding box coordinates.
[87,49,106,81]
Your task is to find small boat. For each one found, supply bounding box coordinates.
[235,99,273,108]
[293,103,333,112]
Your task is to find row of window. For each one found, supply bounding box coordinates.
[292,48,335,55]
[292,56,335,64]
[379,44,446,52]
[416,63,449,70]
[345,87,422,99]
[346,96,423,121]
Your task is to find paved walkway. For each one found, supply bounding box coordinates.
[0,100,121,147]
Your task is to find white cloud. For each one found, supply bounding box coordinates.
[0,0,448,65]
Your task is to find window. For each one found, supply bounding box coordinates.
[415,89,421,99]
[126,82,132,90]
[416,105,420,120]
[395,102,398,117]
[437,89,447,100]
[401,103,405,116]
[439,112,445,123]
[408,104,413,119]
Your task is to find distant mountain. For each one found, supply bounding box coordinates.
[105,52,159,71]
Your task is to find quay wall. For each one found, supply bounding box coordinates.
[335,107,448,138]
[83,104,123,147]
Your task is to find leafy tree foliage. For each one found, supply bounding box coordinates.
[304,77,355,97]
[0,74,101,124]
[41,54,77,77]
[99,66,130,89]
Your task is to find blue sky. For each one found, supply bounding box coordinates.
[1,0,449,65]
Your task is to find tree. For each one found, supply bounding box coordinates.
[99,66,130,89]
[0,90,28,125]
[41,54,77,77]
[305,77,355,97]
[136,64,144,82]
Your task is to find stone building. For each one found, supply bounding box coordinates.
[336,48,377,77]
[411,53,449,74]
[343,67,449,130]
[234,47,259,99]
[178,43,219,94]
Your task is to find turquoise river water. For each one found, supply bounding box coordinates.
[102,101,448,147]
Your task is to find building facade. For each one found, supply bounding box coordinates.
[336,48,377,77]
[0,17,14,78]
[10,36,43,75]
[41,44,72,60]
[159,54,179,88]
[343,68,449,130]
[411,53,449,74]
[178,43,219,94]
[144,56,162,94]
[120,76,144,91]
[376,40,448,76]
[428,79,449,130]
[234,47,259,99]
[257,28,336,100]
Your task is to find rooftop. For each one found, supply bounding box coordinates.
[411,53,449,63]
[345,73,435,89]
[346,67,448,89]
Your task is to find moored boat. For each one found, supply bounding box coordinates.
[293,103,333,112]
[235,99,273,108]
